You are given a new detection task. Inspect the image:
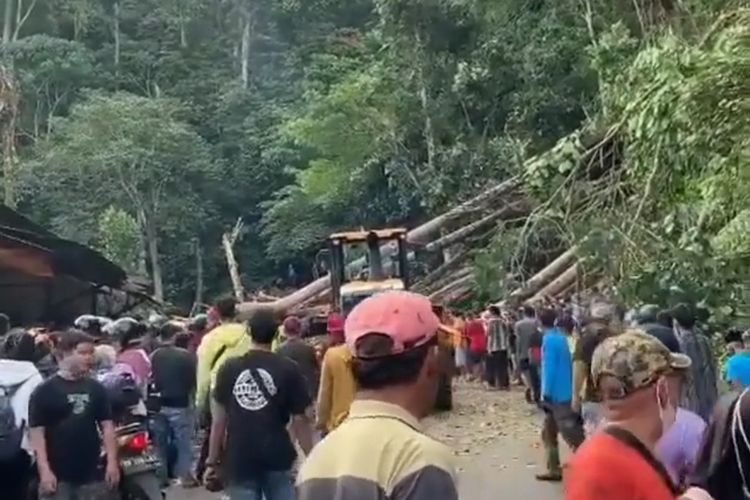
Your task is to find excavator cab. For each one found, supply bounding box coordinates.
[328,228,409,316]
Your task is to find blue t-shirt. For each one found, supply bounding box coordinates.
[725,351,750,387]
[541,328,573,403]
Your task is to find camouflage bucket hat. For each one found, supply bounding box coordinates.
[591,329,691,396]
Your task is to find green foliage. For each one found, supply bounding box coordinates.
[97,206,140,273]
[5,0,744,315]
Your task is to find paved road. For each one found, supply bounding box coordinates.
[170,383,564,499]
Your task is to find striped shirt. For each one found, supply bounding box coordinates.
[297,400,458,500]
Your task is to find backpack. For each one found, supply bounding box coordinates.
[98,363,141,414]
[0,384,23,461]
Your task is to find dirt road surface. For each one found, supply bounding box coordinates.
[171,381,564,499]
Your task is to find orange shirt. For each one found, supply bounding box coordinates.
[565,430,678,500]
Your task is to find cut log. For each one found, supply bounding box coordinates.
[525,262,579,305]
[503,246,579,305]
[429,273,474,302]
[407,177,522,245]
[423,199,532,253]
[422,267,473,296]
[413,246,472,292]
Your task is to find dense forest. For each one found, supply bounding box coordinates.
[0,0,747,318]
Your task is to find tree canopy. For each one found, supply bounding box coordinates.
[0,0,746,318]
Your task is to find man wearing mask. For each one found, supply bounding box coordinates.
[565,330,712,500]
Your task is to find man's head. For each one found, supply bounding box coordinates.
[188,314,208,334]
[215,296,237,321]
[1,328,34,361]
[671,303,696,330]
[159,322,184,343]
[592,329,691,444]
[558,312,575,334]
[327,312,345,345]
[539,308,557,329]
[345,291,441,419]
[247,307,277,346]
[487,305,501,317]
[283,316,302,338]
[523,305,535,318]
[656,309,673,328]
[56,329,96,377]
[590,301,615,324]
[636,304,660,325]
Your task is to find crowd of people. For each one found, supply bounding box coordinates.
[0,291,748,500]
[445,297,749,499]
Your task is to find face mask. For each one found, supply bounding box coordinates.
[656,379,677,435]
[58,353,87,377]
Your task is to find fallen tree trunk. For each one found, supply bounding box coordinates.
[413,247,472,292]
[503,246,579,305]
[429,273,474,302]
[408,177,522,245]
[422,267,473,296]
[525,262,579,305]
[423,199,531,253]
[239,177,521,316]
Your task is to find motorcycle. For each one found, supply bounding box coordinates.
[115,421,163,500]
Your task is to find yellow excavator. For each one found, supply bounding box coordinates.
[325,227,453,411]
[327,228,410,315]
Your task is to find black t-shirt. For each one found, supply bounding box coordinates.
[640,323,681,353]
[150,345,197,407]
[29,375,112,484]
[276,338,320,399]
[214,350,311,482]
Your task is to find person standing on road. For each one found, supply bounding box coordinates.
[465,316,487,382]
[565,330,713,500]
[277,316,320,402]
[652,338,706,489]
[536,308,585,482]
[205,308,314,500]
[297,291,459,500]
[0,330,44,499]
[515,305,541,404]
[150,322,198,487]
[672,304,718,422]
[29,330,120,500]
[316,335,356,436]
[485,306,510,390]
[573,301,617,436]
[195,297,251,480]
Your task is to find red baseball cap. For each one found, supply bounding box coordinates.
[327,312,345,333]
[345,291,440,358]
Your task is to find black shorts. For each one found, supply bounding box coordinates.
[468,351,485,366]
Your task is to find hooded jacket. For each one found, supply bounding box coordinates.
[195,322,251,412]
[0,360,43,454]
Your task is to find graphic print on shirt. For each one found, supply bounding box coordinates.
[67,393,90,415]
[232,368,277,411]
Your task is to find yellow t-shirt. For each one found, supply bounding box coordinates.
[316,344,356,432]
